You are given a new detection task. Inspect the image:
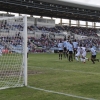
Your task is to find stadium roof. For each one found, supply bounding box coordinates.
[0,0,100,22]
[38,0,100,11]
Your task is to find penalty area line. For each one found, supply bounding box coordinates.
[27,86,97,100]
[31,66,100,75]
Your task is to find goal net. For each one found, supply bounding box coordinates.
[0,16,27,89]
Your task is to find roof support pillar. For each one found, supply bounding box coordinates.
[19,13,21,16]
[60,18,62,25]
[92,22,96,28]
[30,15,33,17]
[86,21,88,28]
[40,16,43,18]
[77,20,80,27]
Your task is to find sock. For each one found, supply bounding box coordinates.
[83,59,85,63]
[75,56,79,61]
[80,58,82,62]
[85,57,88,60]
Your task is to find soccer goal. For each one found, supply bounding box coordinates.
[0,16,27,89]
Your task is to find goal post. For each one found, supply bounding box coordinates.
[23,15,28,86]
[0,15,27,89]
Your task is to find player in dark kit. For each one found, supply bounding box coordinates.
[68,41,74,62]
[63,38,68,58]
[58,40,63,60]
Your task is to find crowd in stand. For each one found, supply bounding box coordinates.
[0,19,100,53]
[0,20,23,32]
[0,19,99,37]
[28,34,56,52]
[63,26,98,37]
[77,38,100,50]
[36,26,60,33]
[27,33,100,53]
[29,25,99,37]
[32,25,99,37]
[0,35,99,53]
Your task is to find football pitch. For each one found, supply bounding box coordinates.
[0,53,100,100]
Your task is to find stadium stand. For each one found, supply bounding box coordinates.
[0,0,100,53]
[0,17,100,53]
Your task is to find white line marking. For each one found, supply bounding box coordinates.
[30,66,100,75]
[28,86,97,100]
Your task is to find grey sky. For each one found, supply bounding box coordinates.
[61,0,100,6]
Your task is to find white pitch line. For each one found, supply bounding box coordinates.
[30,66,100,75]
[28,86,97,100]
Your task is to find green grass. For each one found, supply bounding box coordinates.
[0,53,100,100]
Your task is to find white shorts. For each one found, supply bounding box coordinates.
[75,52,80,57]
[82,52,86,58]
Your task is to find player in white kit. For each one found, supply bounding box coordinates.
[80,45,89,63]
[75,44,81,61]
